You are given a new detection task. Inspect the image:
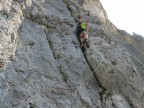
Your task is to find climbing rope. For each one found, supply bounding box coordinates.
[94,57,105,72]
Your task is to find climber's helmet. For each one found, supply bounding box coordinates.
[81,20,90,30]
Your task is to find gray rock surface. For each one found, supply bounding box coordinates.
[0,0,144,108]
[0,0,23,70]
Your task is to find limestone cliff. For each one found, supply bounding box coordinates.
[0,0,144,108]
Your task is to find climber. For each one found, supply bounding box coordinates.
[76,16,90,52]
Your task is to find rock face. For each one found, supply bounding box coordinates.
[0,0,23,70]
[0,0,144,108]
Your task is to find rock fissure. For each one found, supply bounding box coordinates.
[62,0,76,20]
[1,0,144,108]
[44,29,57,60]
[63,0,109,106]
[84,54,107,105]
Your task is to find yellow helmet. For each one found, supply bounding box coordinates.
[81,22,87,30]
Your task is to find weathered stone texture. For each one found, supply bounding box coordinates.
[0,0,144,108]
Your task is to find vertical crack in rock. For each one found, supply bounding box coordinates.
[62,0,77,20]
[84,54,108,107]
[1,0,144,108]
[63,0,108,106]
[44,29,57,60]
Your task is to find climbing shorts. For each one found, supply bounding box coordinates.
[79,31,88,42]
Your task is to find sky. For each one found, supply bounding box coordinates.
[100,0,144,36]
